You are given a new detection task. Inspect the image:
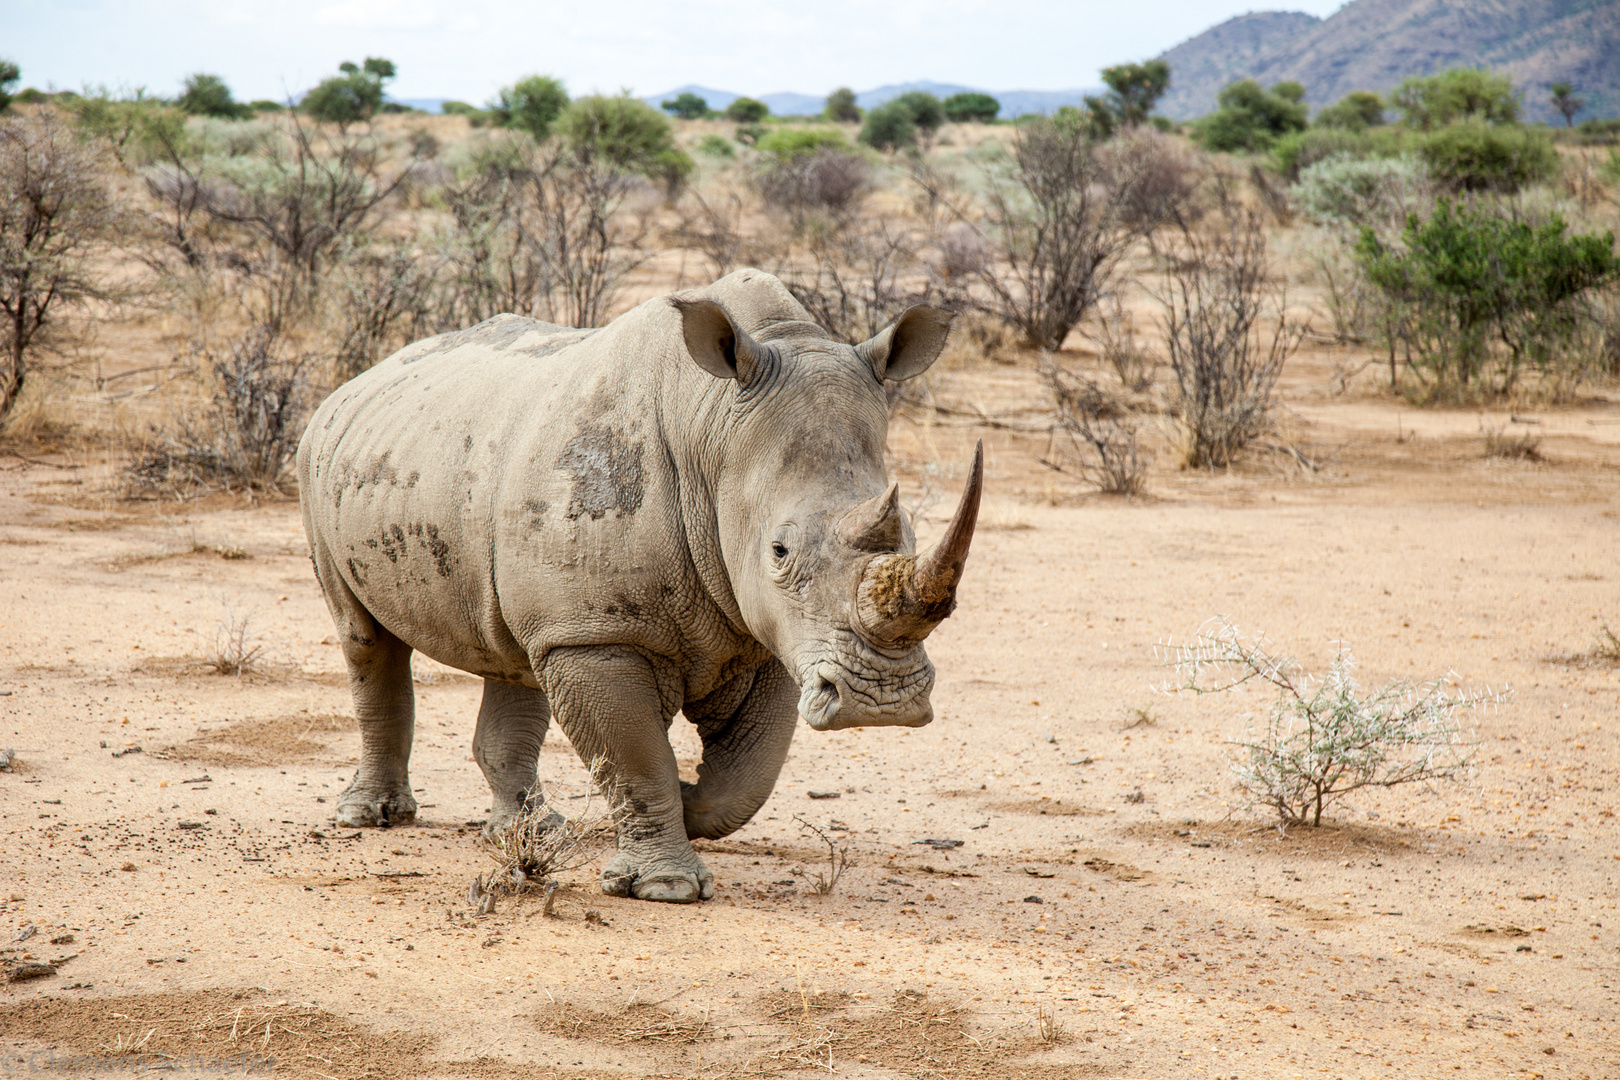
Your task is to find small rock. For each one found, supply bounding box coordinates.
[0,748,14,772]
[807,791,840,800]
[584,910,607,927]
[1023,895,1043,904]
[7,963,55,982]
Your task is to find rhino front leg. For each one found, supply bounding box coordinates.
[334,618,418,828]
[682,660,798,840]
[540,646,712,903]
[473,679,560,839]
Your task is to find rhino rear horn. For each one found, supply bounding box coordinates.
[836,482,907,552]
[671,297,767,387]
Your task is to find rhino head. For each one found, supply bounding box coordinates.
[673,294,983,732]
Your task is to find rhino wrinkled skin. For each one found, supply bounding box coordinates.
[296,269,983,903]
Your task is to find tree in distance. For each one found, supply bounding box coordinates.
[1392,68,1518,129]
[1100,60,1170,128]
[0,59,20,113]
[824,87,861,123]
[1191,78,1308,152]
[661,92,710,120]
[1549,82,1583,127]
[724,97,769,123]
[302,57,397,128]
[893,91,945,133]
[943,92,1000,123]
[489,75,569,141]
[558,94,693,190]
[859,100,916,151]
[247,100,286,113]
[177,73,251,119]
[1314,90,1386,131]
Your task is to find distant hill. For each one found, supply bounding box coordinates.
[642,81,1099,120]
[1155,0,1620,123]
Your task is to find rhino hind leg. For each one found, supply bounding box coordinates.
[682,660,798,840]
[540,645,713,904]
[474,679,560,840]
[334,619,419,829]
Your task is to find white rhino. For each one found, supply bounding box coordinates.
[296,269,982,903]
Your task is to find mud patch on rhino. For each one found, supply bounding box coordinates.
[0,990,433,1080]
[556,427,644,521]
[164,712,355,767]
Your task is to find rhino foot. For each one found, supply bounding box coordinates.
[600,850,714,904]
[335,784,418,828]
[481,803,565,843]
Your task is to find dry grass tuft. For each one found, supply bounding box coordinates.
[1549,620,1620,669]
[790,816,854,895]
[1482,423,1543,461]
[485,761,616,893]
[206,598,264,676]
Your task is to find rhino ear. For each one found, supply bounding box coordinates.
[855,305,955,383]
[671,297,766,386]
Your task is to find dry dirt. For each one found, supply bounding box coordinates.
[2,345,1619,1080]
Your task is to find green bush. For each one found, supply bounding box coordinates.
[1273,127,1376,179]
[823,87,861,123]
[756,127,851,161]
[1314,90,1386,132]
[724,97,769,123]
[177,73,252,119]
[661,92,710,120]
[859,101,917,151]
[696,133,735,158]
[1392,68,1518,129]
[943,92,1000,123]
[1294,155,1429,227]
[302,58,396,128]
[1,59,22,113]
[1356,198,1620,395]
[558,94,690,188]
[1418,119,1558,193]
[1096,60,1172,129]
[68,93,189,166]
[1191,79,1308,152]
[893,91,945,133]
[489,75,569,141]
[247,99,286,113]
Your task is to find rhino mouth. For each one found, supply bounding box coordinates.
[794,637,935,731]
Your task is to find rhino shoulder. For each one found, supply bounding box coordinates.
[393,314,595,367]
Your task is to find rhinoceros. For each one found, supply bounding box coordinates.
[296,268,983,903]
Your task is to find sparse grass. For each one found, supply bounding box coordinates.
[791,816,854,896]
[205,598,264,676]
[1549,620,1620,668]
[1035,1002,1065,1044]
[1482,422,1543,461]
[1160,616,1503,827]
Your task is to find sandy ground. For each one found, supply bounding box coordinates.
[2,352,1619,1080]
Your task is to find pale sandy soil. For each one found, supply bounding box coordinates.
[2,346,1618,1080]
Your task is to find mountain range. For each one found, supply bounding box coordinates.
[1155,0,1620,123]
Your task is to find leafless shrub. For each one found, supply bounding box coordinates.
[967,119,1189,350]
[1085,293,1156,392]
[1041,357,1150,495]
[791,816,854,896]
[1481,423,1542,461]
[438,139,653,329]
[935,220,989,280]
[757,150,870,222]
[206,598,264,676]
[1159,186,1303,468]
[485,759,616,891]
[0,110,121,422]
[329,240,442,383]
[1036,1003,1065,1044]
[127,324,309,495]
[778,217,933,344]
[671,184,750,278]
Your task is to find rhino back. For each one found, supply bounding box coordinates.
[299,310,737,687]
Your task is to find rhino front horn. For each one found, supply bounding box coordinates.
[852,440,983,648]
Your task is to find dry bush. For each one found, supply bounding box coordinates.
[791,816,854,895]
[205,598,264,676]
[1160,185,1303,468]
[672,183,750,278]
[1085,292,1156,392]
[1041,358,1150,495]
[328,239,442,383]
[757,149,871,222]
[966,120,1193,350]
[437,138,655,329]
[126,323,310,496]
[484,760,616,892]
[0,110,121,422]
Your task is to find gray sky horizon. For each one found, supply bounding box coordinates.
[8,1,1349,104]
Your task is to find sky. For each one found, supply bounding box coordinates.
[7,0,1349,103]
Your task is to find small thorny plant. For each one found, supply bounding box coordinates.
[792,816,854,895]
[207,598,264,676]
[485,758,617,895]
[1157,617,1505,827]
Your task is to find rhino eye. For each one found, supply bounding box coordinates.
[770,541,788,560]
